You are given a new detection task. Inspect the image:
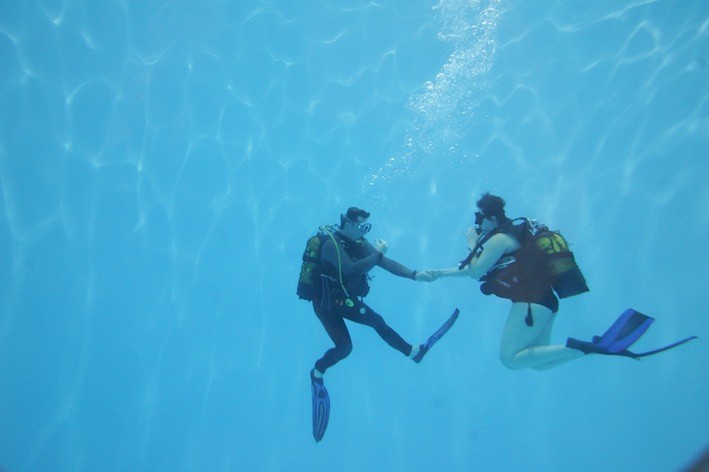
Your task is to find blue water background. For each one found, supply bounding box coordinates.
[0,0,707,470]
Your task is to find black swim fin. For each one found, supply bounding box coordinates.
[413,308,460,363]
[311,369,330,442]
[566,308,698,359]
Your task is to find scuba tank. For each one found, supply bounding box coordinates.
[296,225,360,306]
[297,232,326,301]
[530,225,589,298]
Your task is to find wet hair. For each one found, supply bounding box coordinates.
[476,193,509,223]
[340,207,370,227]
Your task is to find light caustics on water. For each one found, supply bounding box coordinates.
[368,0,502,188]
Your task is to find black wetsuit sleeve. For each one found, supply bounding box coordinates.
[360,241,415,279]
[321,239,381,276]
[378,256,415,279]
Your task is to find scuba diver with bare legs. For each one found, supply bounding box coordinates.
[426,193,696,371]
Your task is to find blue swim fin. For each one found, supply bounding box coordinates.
[592,308,654,352]
[311,370,330,442]
[622,335,698,358]
[566,308,697,359]
[413,308,460,363]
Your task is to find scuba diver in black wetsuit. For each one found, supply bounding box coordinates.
[427,193,696,371]
[305,207,459,442]
[312,207,441,379]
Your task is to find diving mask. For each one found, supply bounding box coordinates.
[339,219,371,242]
[357,223,371,234]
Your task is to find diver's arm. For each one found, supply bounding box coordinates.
[362,239,421,280]
[435,233,520,279]
[362,240,411,277]
[321,239,381,276]
[378,256,416,279]
[435,266,474,278]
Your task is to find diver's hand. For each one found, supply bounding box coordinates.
[374,238,388,255]
[464,227,478,250]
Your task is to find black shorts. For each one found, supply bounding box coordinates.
[513,287,559,313]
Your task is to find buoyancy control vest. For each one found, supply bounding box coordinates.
[297,225,371,302]
[471,218,589,301]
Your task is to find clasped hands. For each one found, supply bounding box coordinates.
[415,270,440,282]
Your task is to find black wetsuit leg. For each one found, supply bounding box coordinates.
[313,302,353,374]
[313,280,411,373]
[341,299,411,357]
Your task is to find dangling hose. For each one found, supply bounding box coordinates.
[320,226,354,307]
[526,303,534,326]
